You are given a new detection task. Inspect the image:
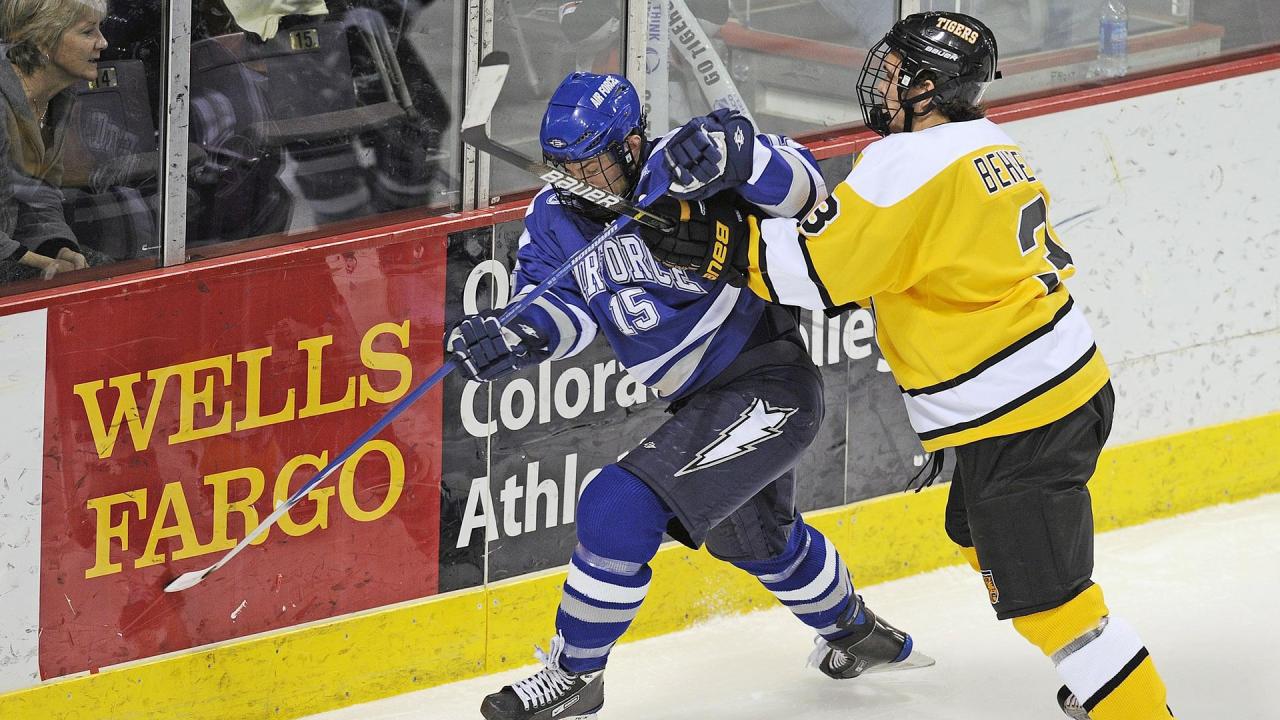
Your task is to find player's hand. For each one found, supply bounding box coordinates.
[640,193,755,286]
[444,310,550,383]
[665,109,755,201]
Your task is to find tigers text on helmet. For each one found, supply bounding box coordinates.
[857,12,1000,136]
[540,72,647,219]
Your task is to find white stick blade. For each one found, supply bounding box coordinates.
[164,569,209,593]
[461,51,510,131]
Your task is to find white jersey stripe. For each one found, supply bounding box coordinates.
[512,286,599,361]
[562,300,599,357]
[902,303,1096,435]
[626,283,741,396]
[747,136,772,185]
[755,145,819,218]
[528,294,578,359]
[757,218,827,309]
[851,119,1017,208]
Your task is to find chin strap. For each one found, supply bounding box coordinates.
[897,84,941,133]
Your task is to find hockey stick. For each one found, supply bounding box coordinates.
[462,52,677,234]
[666,0,755,126]
[163,70,670,595]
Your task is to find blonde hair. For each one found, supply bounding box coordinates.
[1,0,107,75]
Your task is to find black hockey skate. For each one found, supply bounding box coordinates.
[807,599,935,679]
[1056,685,1090,719]
[480,633,604,720]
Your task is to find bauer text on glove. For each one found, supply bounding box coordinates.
[638,194,755,286]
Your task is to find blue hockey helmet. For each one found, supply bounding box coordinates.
[540,72,646,215]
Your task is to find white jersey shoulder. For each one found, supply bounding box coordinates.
[850,119,1018,207]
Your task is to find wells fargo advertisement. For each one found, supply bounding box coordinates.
[37,238,446,679]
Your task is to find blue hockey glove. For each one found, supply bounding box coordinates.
[444,310,550,383]
[639,193,755,287]
[664,109,755,201]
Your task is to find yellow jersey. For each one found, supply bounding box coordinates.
[749,118,1109,451]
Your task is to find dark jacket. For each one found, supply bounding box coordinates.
[1,44,80,258]
[0,121,17,259]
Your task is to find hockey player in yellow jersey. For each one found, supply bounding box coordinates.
[638,11,1176,720]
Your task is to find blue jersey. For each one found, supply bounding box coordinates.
[512,130,825,401]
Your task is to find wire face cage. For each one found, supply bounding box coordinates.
[857,39,907,136]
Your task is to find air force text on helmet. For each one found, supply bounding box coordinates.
[936,17,980,44]
[539,168,623,208]
[590,75,622,108]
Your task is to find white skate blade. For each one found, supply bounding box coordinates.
[863,648,936,674]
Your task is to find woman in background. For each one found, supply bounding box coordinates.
[0,0,109,282]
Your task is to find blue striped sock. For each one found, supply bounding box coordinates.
[555,465,671,673]
[556,546,652,673]
[734,520,862,640]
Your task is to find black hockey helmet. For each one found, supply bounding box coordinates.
[857,12,1000,135]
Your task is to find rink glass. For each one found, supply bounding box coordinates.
[0,0,1275,295]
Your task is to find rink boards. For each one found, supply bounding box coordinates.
[0,57,1278,720]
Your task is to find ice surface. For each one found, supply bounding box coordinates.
[305,494,1280,720]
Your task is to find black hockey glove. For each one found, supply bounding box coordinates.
[664,109,755,201]
[444,310,550,383]
[640,193,755,286]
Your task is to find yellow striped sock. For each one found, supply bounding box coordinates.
[1086,654,1174,720]
[1013,585,1174,719]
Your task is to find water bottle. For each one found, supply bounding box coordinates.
[1097,0,1129,78]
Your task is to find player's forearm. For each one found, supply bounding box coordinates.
[735,138,825,219]
[508,284,597,362]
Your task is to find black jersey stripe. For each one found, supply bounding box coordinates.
[903,294,1075,397]
[797,235,837,309]
[799,157,819,218]
[1083,647,1150,712]
[757,231,780,304]
[917,343,1097,442]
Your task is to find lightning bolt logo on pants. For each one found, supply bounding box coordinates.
[675,398,797,476]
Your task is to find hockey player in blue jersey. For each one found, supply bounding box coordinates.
[446,72,933,720]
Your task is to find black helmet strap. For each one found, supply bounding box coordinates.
[895,72,943,133]
[896,64,986,131]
